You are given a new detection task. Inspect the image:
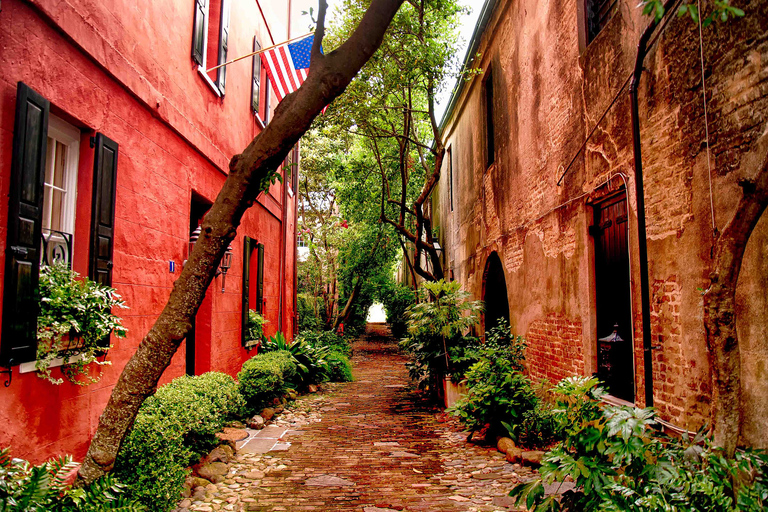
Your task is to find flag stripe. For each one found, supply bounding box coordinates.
[277,46,299,93]
[260,34,317,109]
[263,49,287,100]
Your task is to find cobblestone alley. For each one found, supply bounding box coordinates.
[179,324,535,512]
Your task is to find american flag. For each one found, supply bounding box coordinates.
[261,34,319,102]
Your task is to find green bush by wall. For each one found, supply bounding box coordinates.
[237,350,297,410]
[114,372,244,511]
[326,350,354,382]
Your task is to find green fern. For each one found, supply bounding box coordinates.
[0,448,145,512]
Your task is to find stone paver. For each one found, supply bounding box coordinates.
[180,324,536,511]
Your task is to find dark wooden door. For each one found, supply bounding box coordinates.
[593,193,634,402]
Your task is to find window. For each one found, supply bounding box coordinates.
[251,36,271,123]
[297,235,308,248]
[585,0,617,44]
[252,37,261,114]
[484,70,495,168]
[284,145,298,196]
[191,0,231,95]
[41,116,79,267]
[241,237,265,347]
[1,82,119,367]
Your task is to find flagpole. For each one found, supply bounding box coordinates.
[205,31,314,73]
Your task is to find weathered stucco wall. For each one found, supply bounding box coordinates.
[434,0,768,446]
[0,0,297,462]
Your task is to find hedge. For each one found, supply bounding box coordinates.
[237,350,297,410]
[326,350,354,383]
[114,372,244,511]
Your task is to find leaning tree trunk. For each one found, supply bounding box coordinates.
[78,0,406,485]
[703,129,768,456]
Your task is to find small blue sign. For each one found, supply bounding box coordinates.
[169,261,176,273]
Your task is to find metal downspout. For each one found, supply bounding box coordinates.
[629,4,676,408]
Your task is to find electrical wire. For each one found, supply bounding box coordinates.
[697,0,717,236]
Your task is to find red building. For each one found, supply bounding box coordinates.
[0,0,301,462]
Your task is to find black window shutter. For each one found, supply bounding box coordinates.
[241,236,254,347]
[216,0,231,93]
[192,0,207,66]
[256,243,264,313]
[1,82,49,366]
[89,134,118,288]
[252,37,261,113]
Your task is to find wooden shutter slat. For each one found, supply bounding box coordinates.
[1,82,49,366]
[89,133,118,288]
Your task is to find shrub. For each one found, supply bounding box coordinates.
[297,294,321,332]
[237,350,296,409]
[298,330,351,357]
[0,448,145,511]
[114,372,244,511]
[380,281,416,338]
[261,333,329,388]
[510,376,768,512]
[449,321,560,448]
[449,354,537,436]
[325,350,354,382]
[400,280,482,390]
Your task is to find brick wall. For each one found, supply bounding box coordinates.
[526,314,585,383]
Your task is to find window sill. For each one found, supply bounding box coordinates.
[197,66,223,97]
[254,113,265,129]
[19,353,87,374]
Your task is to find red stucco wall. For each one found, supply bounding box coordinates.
[0,0,297,462]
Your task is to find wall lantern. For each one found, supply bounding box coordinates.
[189,226,233,293]
[189,226,201,259]
[431,236,443,254]
[598,323,623,378]
[217,244,234,293]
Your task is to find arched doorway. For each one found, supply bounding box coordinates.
[483,252,510,332]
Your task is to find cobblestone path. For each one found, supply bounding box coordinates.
[186,324,534,511]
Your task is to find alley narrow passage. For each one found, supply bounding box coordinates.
[185,324,535,512]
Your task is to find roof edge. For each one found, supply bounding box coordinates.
[438,0,498,135]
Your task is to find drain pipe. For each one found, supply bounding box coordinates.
[630,1,680,408]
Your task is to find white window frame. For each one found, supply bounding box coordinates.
[195,0,228,97]
[43,115,79,252]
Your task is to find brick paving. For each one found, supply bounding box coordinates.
[183,324,534,511]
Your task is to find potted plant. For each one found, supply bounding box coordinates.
[399,280,482,403]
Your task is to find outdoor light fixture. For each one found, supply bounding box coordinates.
[432,236,443,254]
[598,323,623,379]
[188,226,233,292]
[188,226,201,260]
[217,244,234,293]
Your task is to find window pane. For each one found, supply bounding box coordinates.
[51,189,64,232]
[53,141,67,188]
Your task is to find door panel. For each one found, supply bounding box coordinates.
[593,193,634,402]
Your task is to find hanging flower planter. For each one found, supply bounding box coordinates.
[35,262,128,385]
